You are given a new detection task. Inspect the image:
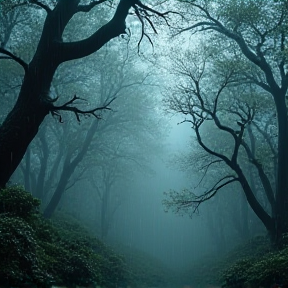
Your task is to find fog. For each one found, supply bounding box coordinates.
[106,118,208,270]
[1,1,285,287]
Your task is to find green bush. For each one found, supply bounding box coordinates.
[0,216,48,287]
[222,248,288,288]
[0,185,40,218]
[0,186,126,288]
[180,236,278,288]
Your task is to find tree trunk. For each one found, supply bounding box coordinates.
[35,125,49,201]
[274,92,288,245]
[0,0,137,188]
[101,189,109,240]
[24,147,31,191]
[234,164,275,235]
[240,190,250,239]
[0,63,55,188]
[43,160,73,218]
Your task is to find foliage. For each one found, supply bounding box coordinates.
[222,241,288,288]
[180,235,273,288]
[0,186,126,288]
[47,214,127,288]
[0,185,40,218]
[0,215,48,287]
[0,186,48,287]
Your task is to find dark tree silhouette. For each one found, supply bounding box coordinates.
[167,0,288,245]
[0,0,171,188]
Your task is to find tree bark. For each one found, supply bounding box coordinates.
[233,164,275,234]
[273,91,288,245]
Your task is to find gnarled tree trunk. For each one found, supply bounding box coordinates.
[0,0,137,188]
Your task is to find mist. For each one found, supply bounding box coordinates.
[1,1,287,288]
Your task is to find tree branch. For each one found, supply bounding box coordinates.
[50,95,116,122]
[0,47,28,73]
[8,0,53,13]
[59,0,170,62]
[163,175,239,216]
[76,0,108,12]
[29,0,52,13]
[195,159,223,188]
[241,138,276,211]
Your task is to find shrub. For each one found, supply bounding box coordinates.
[222,242,288,288]
[0,185,40,218]
[0,186,126,288]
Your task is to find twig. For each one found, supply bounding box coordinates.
[50,95,116,122]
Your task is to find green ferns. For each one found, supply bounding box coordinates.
[0,186,126,288]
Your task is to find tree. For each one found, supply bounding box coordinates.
[11,39,162,220]
[167,0,288,245]
[0,0,171,189]
[181,0,288,244]
[164,31,285,245]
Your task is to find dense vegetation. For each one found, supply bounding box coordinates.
[1,187,288,288]
[0,186,126,287]
[180,235,288,288]
[0,186,173,288]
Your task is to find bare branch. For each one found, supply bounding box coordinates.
[0,47,28,73]
[29,0,52,13]
[50,95,116,122]
[7,0,52,12]
[163,175,239,216]
[197,175,238,201]
[195,159,223,188]
[137,1,180,26]
[76,0,108,13]
[133,4,154,53]
[174,21,218,36]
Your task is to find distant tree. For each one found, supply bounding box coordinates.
[90,125,157,239]
[0,0,171,188]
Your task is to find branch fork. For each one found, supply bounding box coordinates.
[50,95,116,122]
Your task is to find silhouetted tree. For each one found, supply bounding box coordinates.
[0,0,171,188]
[164,37,285,245]
[167,0,288,245]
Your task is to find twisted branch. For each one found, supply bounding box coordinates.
[0,47,28,73]
[50,95,116,122]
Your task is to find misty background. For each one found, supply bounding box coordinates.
[1,0,286,287]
